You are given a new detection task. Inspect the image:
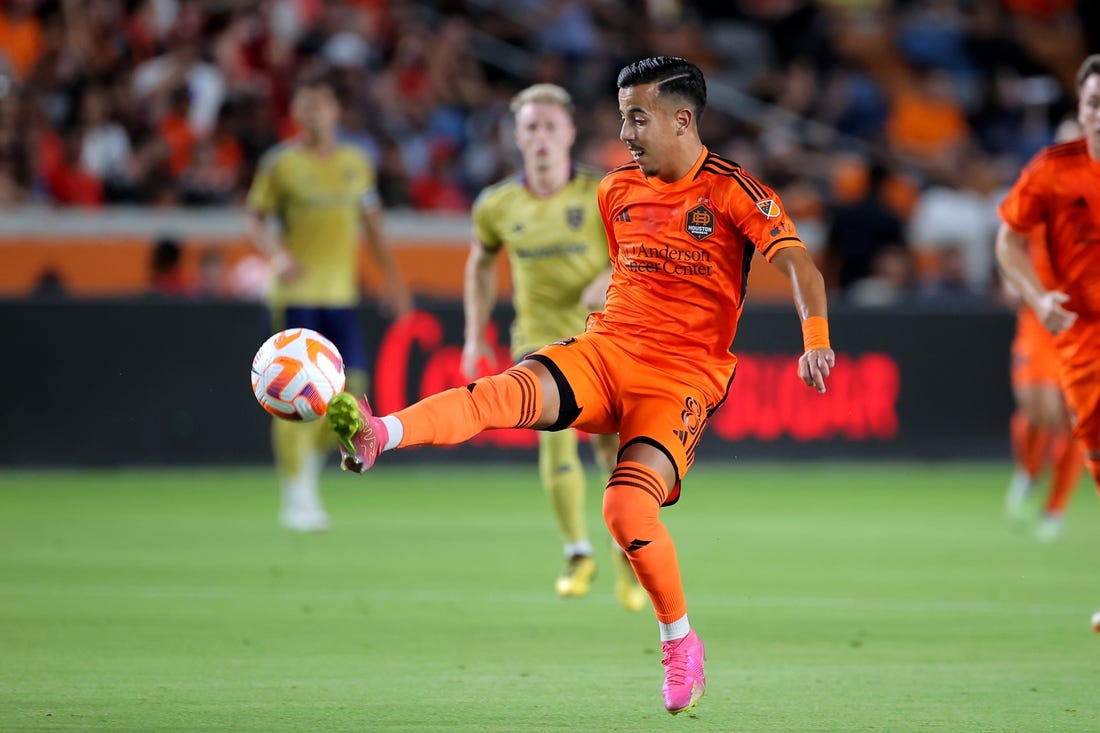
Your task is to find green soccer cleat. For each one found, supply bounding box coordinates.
[326,392,387,473]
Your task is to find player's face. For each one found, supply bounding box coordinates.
[1079,73,1100,160]
[618,83,684,179]
[514,102,575,170]
[292,86,340,139]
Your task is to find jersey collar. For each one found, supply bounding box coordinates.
[643,146,709,191]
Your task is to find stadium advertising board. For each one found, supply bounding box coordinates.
[0,300,1012,466]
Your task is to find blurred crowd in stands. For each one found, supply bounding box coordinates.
[1,0,1097,303]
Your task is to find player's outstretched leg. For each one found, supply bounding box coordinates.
[327,365,547,474]
[327,393,388,473]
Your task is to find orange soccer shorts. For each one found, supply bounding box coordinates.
[528,332,719,504]
[1053,319,1100,454]
[1011,306,1060,390]
[1061,363,1100,453]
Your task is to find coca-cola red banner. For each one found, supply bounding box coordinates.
[0,299,1014,467]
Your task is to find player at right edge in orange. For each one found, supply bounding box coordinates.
[995,54,1100,631]
[1003,119,1086,541]
[325,57,835,712]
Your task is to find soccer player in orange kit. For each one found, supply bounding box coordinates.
[995,54,1100,629]
[326,57,836,711]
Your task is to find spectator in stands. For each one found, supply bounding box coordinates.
[157,85,197,180]
[824,157,907,292]
[43,127,104,207]
[150,236,197,297]
[886,63,971,177]
[846,245,914,308]
[179,104,243,205]
[131,14,226,138]
[0,150,26,206]
[0,0,43,82]
[907,151,1004,294]
[914,246,989,307]
[77,84,133,200]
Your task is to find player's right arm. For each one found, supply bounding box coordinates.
[244,148,299,283]
[771,246,835,394]
[995,222,1076,333]
[462,238,500,379]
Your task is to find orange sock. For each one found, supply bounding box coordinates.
[602,461,686,623]
[1044,434,1083,514]
[392,366,541,448]
[1010,412,1049,479]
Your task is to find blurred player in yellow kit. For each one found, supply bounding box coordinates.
[462,83,645,610]
[245,70,410,531]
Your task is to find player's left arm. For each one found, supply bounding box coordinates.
[360,205,412,319]
[771,246,835,394]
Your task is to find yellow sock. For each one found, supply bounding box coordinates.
[539,429,588,547]
[272,417,310,479]
[272,417,326,521]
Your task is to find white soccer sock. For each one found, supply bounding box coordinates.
[564,539,594,558]
[658,614,691,642]
[380,415,403,451]
[305,450,325,482]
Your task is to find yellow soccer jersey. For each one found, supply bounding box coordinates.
[246,142,380,307]
[472,166,610,357]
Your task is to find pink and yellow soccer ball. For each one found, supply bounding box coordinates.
[251,328,346,421]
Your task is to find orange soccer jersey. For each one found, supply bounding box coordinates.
[591,147,806,401]
[1000,138,1100,450]
[999,139,1100,329]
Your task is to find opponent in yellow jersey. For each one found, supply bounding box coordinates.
[463,84,644,611]
[326,58,833,714]
[470,166,608,357]
[245,71,410,532]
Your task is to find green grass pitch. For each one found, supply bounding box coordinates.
[1,462,1098,732]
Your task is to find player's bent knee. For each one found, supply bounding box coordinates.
[523,355,580,430]
[603,482,660,549]
[602,461,670,549]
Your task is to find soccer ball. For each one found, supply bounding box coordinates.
[251,328,346,421]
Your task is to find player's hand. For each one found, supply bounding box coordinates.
[1034,291,1077,334]
[273,251,303,284]
[461,339,497,380]
[798,347,835,394]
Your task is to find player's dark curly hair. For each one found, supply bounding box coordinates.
[616,57,707,121]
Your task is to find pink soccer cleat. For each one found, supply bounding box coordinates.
[661,629,706,714]
[326,392,388,473]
